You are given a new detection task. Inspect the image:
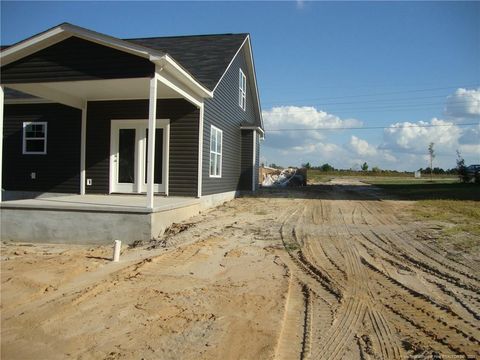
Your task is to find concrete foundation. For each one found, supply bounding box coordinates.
[0,191,239,244]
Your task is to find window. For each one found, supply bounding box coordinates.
[23,122,47,155]
[209,125,222,177]
[239,68,246,111]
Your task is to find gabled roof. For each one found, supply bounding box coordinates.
[1,23,263,128]
[127,34,248,91]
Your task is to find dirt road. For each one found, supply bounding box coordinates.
[2,181,479,359]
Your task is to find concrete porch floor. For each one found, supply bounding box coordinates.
[1,191,237,244]
[0,194,199,213]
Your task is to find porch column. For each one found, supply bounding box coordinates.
[146,76,158,209]
[80,101,87,195]
[0,86,3,202]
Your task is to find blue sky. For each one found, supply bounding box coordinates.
[2,1,479,170]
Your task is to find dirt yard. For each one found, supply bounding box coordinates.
[1,180,479,359]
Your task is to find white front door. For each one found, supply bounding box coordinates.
[110,119,169,194]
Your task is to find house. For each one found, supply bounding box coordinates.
[0,23,264,244]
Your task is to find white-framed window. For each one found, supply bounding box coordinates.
[23,122,47,155]
[209,125,223,178]
[239,68,246,111]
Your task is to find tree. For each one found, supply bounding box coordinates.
[320,163,335,172]
[428,142,435,181]
[371,166,381,173]
[302,162,311,169]
[361,162,369,171]
[456,150,470,183]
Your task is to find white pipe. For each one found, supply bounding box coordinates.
[113,240,121,262]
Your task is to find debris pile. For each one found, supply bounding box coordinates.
[260,167,307,187]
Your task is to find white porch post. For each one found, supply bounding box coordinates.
[80,101,87,195]
[0,86,3,202]
[197,102,204,198]
[146,76,158,209]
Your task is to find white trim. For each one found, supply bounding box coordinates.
[109,119,169,195]
[109,122,135,193]
[0,86,3,202]
[212,36,249,93]
[245,36,264,131]
[4,98,54,105]
[252,131,256,191]
[5,83,84,109]
[164,122,170,196]
[80,102,87,195]
[197,103,204,197]
[159,55,213,98]
[0,23,164,66]
[239,68,246,111]
[209,125,223,178]
[1,24,212,103]
[147,77,158,209]
[155,69,203,108]
[0,28,69,66]
[22,121,47,155]
[240,125,265,136]
[211,35,263,131]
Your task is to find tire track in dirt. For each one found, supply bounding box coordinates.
[275,183,478,360]
[362,257,480,357]
[275,277,309,360]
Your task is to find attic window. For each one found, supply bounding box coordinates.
[23,122,47,155]
[239,68,246,111]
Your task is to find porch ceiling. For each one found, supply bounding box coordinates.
[6,77,183,108]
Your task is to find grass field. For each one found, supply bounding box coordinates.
[366,180,480,201]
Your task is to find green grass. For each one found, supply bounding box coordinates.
[284,242,300,252]
[412,200,480,251]
[307,169,458,186]
[358,176,480,251]
[369,181,480,201]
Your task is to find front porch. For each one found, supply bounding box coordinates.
[0,24,213,208]
[0,191,236,244]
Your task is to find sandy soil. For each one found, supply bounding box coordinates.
[2,180,479,359]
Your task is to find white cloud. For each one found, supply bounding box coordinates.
[459,143,480,156]
[382,118,462,154]
[445,88,480,118]
[262,106,362,148]
[281,141,342,156]
[260,104,478,171]
[347,136,397,163]
[263,106,362,130]
[349,135,377,156]
[459,123,480,144]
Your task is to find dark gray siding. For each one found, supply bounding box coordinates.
[2,103,81,192]
[1,37,154,84]
[85,99,199,196]
[202,46,259,195]
[254,132,260,191]
[239,130,253,191]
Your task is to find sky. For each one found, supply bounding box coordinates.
[1,1,479,171]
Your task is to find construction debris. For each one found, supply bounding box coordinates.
[260,167,307,187]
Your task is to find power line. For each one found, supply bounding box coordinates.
[263,94,477,107]
[261,84,480,104]
[263,99,478,113]
[265,122,479,132]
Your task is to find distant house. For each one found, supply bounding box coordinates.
[0,23,264,244]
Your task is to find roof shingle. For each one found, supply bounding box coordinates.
[126,33,248,90]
